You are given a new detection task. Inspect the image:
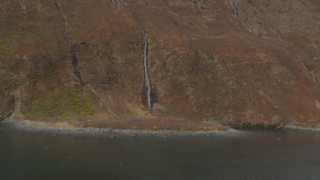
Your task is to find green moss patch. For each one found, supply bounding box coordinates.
[24,89,93,120]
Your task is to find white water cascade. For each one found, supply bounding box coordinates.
[111,0,121,9]
[230,0,239,17]
[143,31,152,111]
[229,0,254,33]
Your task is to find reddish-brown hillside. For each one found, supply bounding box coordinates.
[1,0,320,129]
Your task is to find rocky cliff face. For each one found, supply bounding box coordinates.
[1,0,320,128]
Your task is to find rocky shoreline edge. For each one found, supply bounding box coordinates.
[2,119,319,138]
[0,119,244,138]
[224,121,320,132]
[284,124,320,132]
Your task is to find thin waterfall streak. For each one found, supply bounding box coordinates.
[143,32,152,110]
[12,96,20,120]
[5,92,20,122]
[229,0,254,33]
[230,0,239,17]
[111,0,121,9]
[242,19,254,33]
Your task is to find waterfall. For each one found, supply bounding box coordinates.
[111,0,121,9]
[143,31,152,110]
[242,19,254,33]
[230,0,239,17]
[229,0,254,33]
[5,92,20,122]
[140,29,157,112]
[11,96,20,121]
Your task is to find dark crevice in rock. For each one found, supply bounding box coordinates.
[141,29,157,113]
[70,47,85,87]
[53,0,69,45]
[53,0,85,87]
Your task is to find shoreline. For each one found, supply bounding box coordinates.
[0,119,243,138]
[2,119,319,138]
[284,124,320,132]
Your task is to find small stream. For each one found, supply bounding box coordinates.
[0,124,320,179]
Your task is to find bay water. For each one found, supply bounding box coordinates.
[1,124,320,179]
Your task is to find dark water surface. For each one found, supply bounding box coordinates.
[1,124,320,180]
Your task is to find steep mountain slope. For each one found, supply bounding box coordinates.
[1,0,320,129]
